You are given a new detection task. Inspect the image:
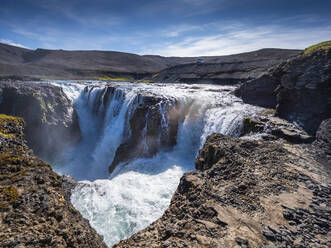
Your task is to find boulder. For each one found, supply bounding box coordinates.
[241,115,313,144]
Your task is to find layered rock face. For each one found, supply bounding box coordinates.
[0,82,80,159]
[110,95,180,172]
[314,118,331,165]
[238,42,331,135]
[115,134,330,248]
[275,48,331,134]
[0,114,106,247]
[153,49,300,84]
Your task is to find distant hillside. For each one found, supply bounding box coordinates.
[0,43,300,81]
[153,48,301,84]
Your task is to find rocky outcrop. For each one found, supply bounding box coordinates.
[0,114,106,247]
[115,134,330,247]
[234,68,282,108]
[153,49,300,84]
[314,118,331,165]
[0,81,80,159]
[110,95,180,173]
[275,47,331,135]
[242,115,313,144]
[238,41,331,135]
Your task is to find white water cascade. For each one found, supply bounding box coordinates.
[48,81,262,247]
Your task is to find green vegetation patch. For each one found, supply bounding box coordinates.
[97,76,154,83]
[0,152,23,166]
[0,132,14,138]
[0,114,24,136]
[97,76,134,82]
[0,114,23,124]
[302,40,331,55]
[1,185,19,203]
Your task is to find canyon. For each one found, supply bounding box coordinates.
[0,41,330,247]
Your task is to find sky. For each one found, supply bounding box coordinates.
[1,0,331,56]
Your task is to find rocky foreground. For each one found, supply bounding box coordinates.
[115,43,331,247]
[115,133,330,247]
[0,114,107,247]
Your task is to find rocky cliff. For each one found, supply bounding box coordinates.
[0,82,80,160]
[0,114,106,247]
[115,133,330,248]
[237,41,331,135]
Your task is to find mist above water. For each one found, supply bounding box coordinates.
[48,81,261,247]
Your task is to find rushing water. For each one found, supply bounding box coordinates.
[47,81,262,247]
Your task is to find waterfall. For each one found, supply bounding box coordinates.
[49,81,262,247]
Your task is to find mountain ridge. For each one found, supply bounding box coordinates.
[0,42,300,81]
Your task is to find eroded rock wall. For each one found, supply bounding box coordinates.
[0,82,81,159]
[0,114,106,247]
[238,43,331,135]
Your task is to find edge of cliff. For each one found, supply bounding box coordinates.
[0,114,107,247]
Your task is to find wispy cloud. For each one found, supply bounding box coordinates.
[142,24,331,56]
[28,0,123,28]
[161,24,202,38]
[12,26,121,50]
[0,39,29,49]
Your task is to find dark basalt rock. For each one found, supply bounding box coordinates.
[0,81,81,159]
[0,114,106,248]
[238,43,331,135]
[110,95,180,173]
[235,72,279,108]
[275,48,331,135]
[313,118,331,165]
[241,115,314,144]
[115,134,330,247]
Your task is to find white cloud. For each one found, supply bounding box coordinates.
[0,39,29,49]
[142,24,331,56]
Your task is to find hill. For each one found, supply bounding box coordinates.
[0,43,300,81]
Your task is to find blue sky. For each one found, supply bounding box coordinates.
[1,0,331,56]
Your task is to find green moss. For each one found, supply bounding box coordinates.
[97,76,134,82]
[0,132,14,138]
[10,169,27,180]
[0,114,24,137]
[302,40,331,55]
[2,186,19,203]
[263,109,276,116]
[0,153,21,165]
[0,114,23,124]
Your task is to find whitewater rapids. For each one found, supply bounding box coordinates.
[48,81,262,247]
